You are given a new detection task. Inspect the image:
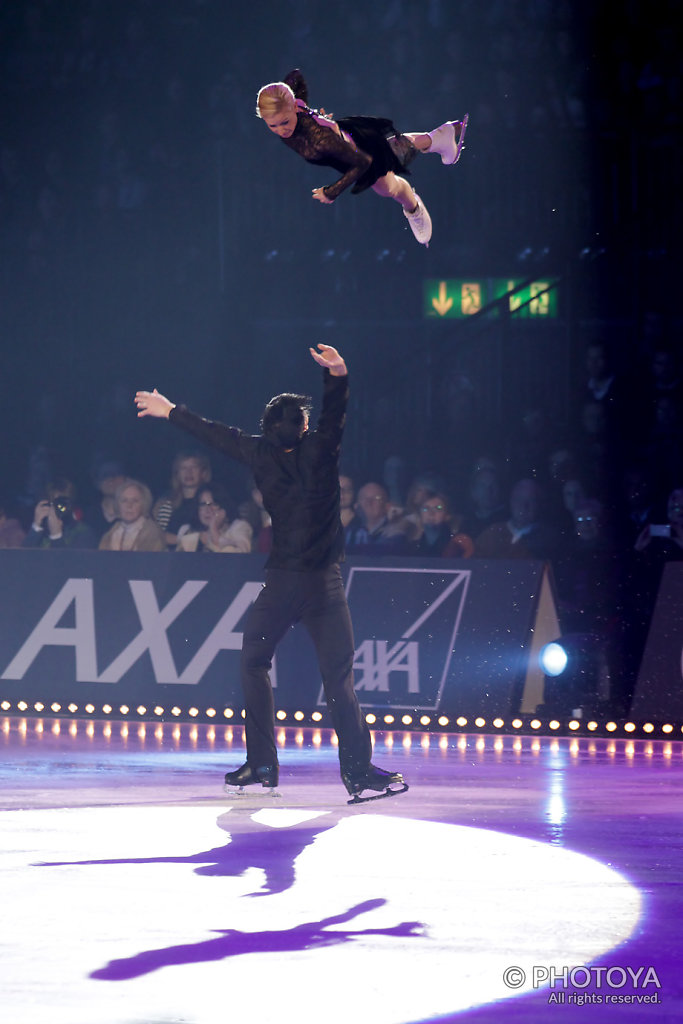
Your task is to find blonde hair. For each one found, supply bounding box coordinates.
[256,81,296,119]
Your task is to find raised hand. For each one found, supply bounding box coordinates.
[134,388,175,419]
[309,343,347,376]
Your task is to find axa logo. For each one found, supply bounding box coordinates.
[1,578,263,685]
[322,567,471,711]
[353,639,421,694]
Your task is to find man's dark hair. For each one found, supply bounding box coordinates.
[261,393,313,448]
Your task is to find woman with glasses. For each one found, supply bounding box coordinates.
[175,482,252,553]
[411,490,474,558]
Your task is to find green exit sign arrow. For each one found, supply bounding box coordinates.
[424,278,558,319]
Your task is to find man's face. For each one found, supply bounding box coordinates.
[510,482,538,529]
[358,486,388,526]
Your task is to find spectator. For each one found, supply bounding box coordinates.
[344,482,409,554]
[99,479,166,551]
[410,490,473,558]
[584,339,618,405]
[579,338,633,449]
[395,471,450,543]
[153,449,211,547]
[459,464,507,541]
[646,344,682,409]
[22,479,97,550]
[633,487,683,562]
[176,483,252,553]
[474,478,559,561]
[555,498,619,633]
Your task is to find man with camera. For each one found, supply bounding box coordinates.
[22,479,97,550]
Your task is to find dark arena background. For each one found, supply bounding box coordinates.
[1,4,682,1023]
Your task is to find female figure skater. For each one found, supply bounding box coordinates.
[257,69,468,247]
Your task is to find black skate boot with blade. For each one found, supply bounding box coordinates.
[342,764,409,804]
[224,762,280,796]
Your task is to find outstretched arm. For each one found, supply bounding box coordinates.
[309,343,347,377]
[135,388,175,419]
[136,389,255,467]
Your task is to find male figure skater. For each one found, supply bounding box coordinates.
[135,344,407,802]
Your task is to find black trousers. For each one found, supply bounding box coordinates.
[240,564,372,776]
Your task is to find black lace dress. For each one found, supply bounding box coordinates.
[280,70,417,201]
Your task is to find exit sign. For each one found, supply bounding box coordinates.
[424,279,558,319]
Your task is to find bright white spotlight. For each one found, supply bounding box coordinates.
[540,641,568,676]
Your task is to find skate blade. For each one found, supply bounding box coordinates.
[347,782,409,805]
[448,113,468,165]
[223,784,282,798]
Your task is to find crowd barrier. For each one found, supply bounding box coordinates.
[0,551,560,720]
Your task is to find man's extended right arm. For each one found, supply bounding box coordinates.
[134,388,252,464]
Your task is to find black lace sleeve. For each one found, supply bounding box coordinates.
[282,114,372,201]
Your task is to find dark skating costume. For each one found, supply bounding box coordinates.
[169,369,406,801]
[280,69,418,201]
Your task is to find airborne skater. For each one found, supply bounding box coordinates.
[257,69,468,247]
[135,344,408,804]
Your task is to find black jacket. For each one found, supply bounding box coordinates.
[169,370,347,571]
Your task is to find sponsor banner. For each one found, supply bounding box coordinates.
[0,551,557,717]
[630,563,683,720]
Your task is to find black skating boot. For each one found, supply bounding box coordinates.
[224,762,279,793]
[341,763,409,804]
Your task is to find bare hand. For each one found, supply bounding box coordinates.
[312,187,333,204]
[135,388,175,419]
[309,343,347,376]
[33,499,61,535]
